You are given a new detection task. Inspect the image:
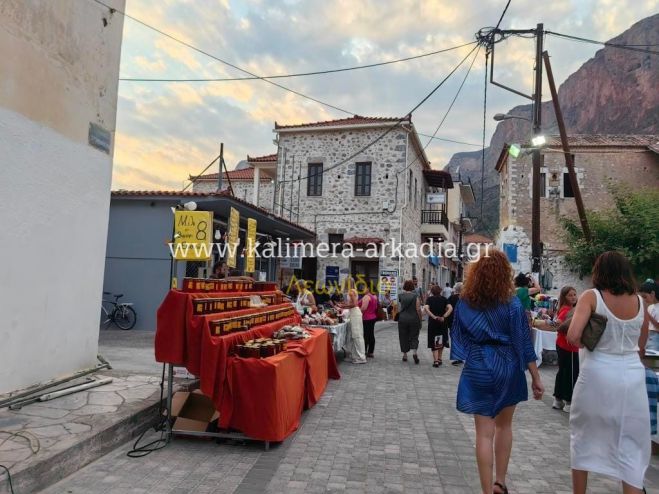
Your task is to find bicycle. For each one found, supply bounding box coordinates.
[101,292,137,330]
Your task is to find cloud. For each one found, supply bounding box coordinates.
[113,0,658,191]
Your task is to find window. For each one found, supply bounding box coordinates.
[408,170,413,201]
[307,163,323,196]
[414,178,418,209]
[328,233,343,255]
[355,162,372,196]
[563,173,575,198]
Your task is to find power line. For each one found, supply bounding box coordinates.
[181,152,223,192]
[90,0,352,115]
[277,43,481,185]
[120,41,478,82]
[545,31,659,56]
[416,133,482,147]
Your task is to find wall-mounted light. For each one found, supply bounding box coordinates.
[531,135,546,147]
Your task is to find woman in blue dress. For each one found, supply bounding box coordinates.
[451,250,544,494]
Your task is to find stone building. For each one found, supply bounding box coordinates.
[271,115,457,292]
[192,154,276,212]
[495,135,659,293]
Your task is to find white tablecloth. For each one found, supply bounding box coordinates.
[532,328,557,367]
[311,321,351,353]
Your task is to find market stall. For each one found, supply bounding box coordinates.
[301,308,352,354]
[530,294,558,366]
[154,278,340,445]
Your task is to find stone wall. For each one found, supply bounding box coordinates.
[497,146,658,294]
[275,126,434,289]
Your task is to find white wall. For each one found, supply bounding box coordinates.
[0,0,124,394]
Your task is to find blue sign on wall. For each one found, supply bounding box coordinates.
[503,243,518,263]
[326,266,339,285]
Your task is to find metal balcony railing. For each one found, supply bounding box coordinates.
[421,209,449,229]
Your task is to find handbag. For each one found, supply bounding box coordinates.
[557,308,607,351]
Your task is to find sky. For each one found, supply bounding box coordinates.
[112,0,659,191]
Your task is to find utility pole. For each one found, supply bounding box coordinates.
[217,142,224,192]
[543,51,592,242]
[530,23,544,274]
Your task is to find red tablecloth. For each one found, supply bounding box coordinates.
[219,328,339,441]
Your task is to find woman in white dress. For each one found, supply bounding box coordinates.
[567,251,650,494]
[338,279,367,364]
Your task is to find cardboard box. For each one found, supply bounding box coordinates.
[169,390,219,433]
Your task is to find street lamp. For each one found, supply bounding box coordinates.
[493,113,531,122]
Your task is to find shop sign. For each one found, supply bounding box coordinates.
[426,192,446,204]
[326,266,339,285]
[173,210,213,260]
[226,207,240,268]
[245,218,257,273]
[379,270,398,301]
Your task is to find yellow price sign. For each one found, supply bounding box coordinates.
[226,207,240,268]
[245,218,257,273]
[173,210,213,260]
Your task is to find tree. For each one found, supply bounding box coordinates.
[560,184,659,280]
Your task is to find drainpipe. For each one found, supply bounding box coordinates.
[399,131,409,282]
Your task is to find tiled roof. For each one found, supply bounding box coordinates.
[343,236,384,246]
[275,115,411,130]
[191,168,271,181]
[110,190,314,236]
[543,135,658,147]
[464,234,494,244]
[247,153,277,163]
[423,169,454,189]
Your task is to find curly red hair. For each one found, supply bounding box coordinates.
[461,249,515,309]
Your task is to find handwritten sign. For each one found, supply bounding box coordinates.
[173,211,213,260]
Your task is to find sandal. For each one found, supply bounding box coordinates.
[494,482,508,494]
[433,361,440,368]
[413,354,420,364]
[402,355,408,362]
[437,359,442,366]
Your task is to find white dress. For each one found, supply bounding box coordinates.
[349,306,367,363]
[570,289,650,488]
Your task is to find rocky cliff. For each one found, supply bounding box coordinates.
[446,13,659,235]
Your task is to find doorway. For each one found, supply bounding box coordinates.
[351,260,380,294]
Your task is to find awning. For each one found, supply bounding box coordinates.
[423,169,454,189]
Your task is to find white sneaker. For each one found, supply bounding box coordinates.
[563,403,571,413]
[552,399,565,410]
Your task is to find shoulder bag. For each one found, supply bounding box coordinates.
[394,295,415,322]
[557,305,607,351]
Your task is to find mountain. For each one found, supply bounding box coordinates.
[446,13,659,235]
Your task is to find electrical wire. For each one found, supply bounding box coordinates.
[545,31,659,56]
[278,42,480,185]
[181,152,223,192]
[0,431,40,494]
[120,41,478,82]
[416,133,482,147]
[480,49,489,222]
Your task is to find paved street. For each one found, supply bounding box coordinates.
[41,322,659,494]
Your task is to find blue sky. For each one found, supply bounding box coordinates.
[113,0,659,190]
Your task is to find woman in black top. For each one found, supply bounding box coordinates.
[447,282,463,366]
[424,284,453,367]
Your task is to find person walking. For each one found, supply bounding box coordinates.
[338,280,367,364]
[442,282,453,299]
[448,282,463,366]
[412,277,425,305]
[361,285,378,358]
[398,280,423,364]
[568,251,650,494]
[640,280,659,331]
[450,250,544,494]
[424,284,453,367]
[532,286,579,412]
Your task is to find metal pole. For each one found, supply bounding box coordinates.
[542,51,592,242]
[165,363,174,440]
[288,156,295,221]
[218,143,224,192]
[531,23,544,274]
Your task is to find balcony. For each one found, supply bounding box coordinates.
[420,209,449,239]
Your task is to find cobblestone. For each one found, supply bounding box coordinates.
[39,322,659,493]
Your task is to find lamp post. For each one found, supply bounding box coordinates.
[493,113,531,122]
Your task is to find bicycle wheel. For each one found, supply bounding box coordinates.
[113,305,137,330]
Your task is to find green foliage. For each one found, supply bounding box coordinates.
[560,183,659,280]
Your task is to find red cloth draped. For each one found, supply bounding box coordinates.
[154,290,340,442]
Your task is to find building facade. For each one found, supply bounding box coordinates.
[0,0,125,394]
[271,115,456,293]
[495,135,659,293]
[193,154,276,212]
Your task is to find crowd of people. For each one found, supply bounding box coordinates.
[211,251,656,493]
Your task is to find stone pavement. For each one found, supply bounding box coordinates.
[39,322,659,494]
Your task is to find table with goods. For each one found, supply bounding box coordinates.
[300,306,353,354]
[155,277,340,448]
[530,294,559,366]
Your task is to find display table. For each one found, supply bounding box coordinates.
[310,321,351,354]
[155,287,340,445]
[531,328,557,367]
[219,328,339,442]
